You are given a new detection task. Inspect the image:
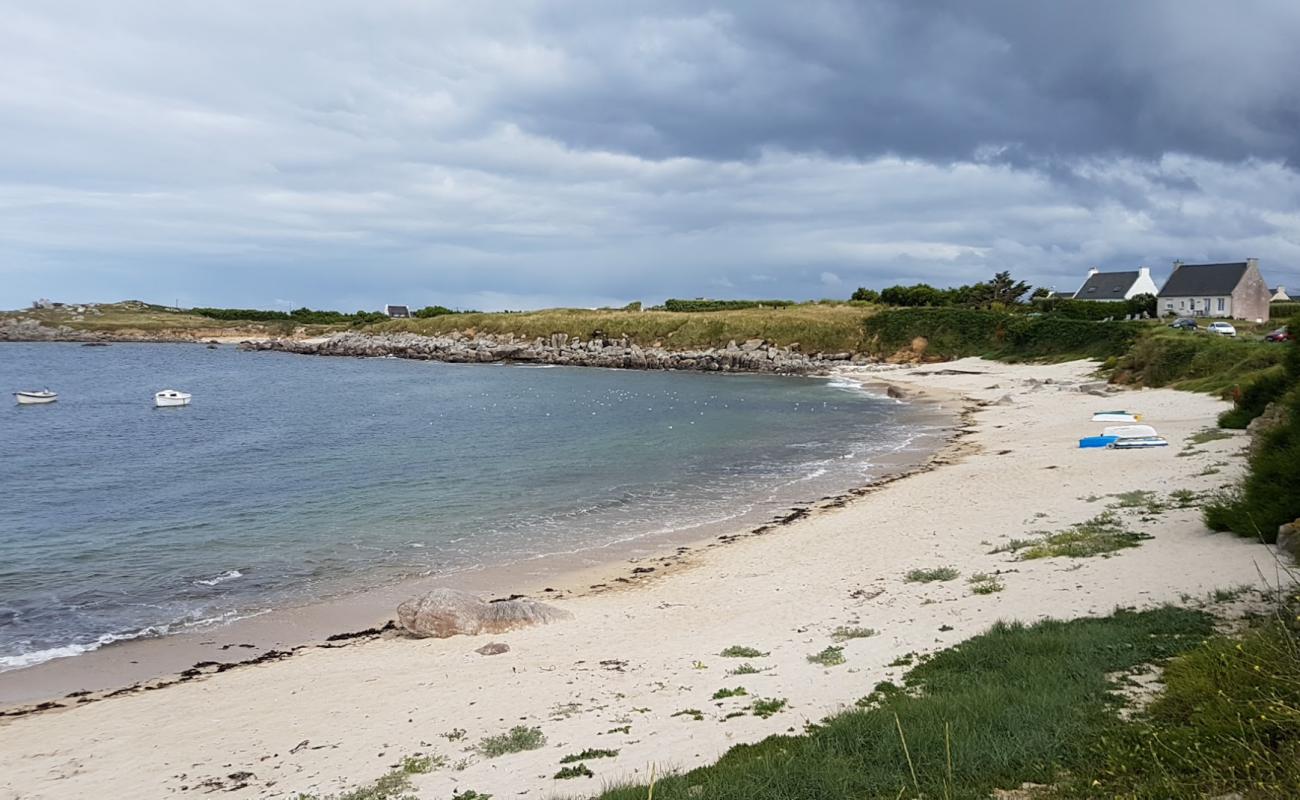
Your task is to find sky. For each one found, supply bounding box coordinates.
[2,1,1299,312]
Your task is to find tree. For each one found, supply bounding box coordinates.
[987,271,1032,305]
[413,305,455,318]
[850,287,880,302]
[1030,287,1051,300]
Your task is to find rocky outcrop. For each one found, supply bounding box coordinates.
[396,588,572,638]
[1246,401,1289,459]
[0,318,111,342]
[242,331,837,374]
[1278,519,1299,561]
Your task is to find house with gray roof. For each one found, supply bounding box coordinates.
[1157,260,1272,322]
[1072,266,1159,301]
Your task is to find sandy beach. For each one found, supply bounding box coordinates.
[0,357,1277,800]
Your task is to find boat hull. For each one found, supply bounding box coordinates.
[154,396,191,408]
[14,393,57,405]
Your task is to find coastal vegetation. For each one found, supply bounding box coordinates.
[473,725,545,758]
[992,512,1151,559]
[904,566,959,583]
[806,646,847,667]
[594,605,1300,800]
[719,645,768,658]
[1203,313,1300,542]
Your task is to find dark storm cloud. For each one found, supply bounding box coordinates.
[0,1,1298,310]
[509,1,1300,164]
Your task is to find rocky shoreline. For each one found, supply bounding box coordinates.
[241,330,860,373]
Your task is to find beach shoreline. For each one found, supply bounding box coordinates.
[0,358,1278,800]
[0,371,960,709]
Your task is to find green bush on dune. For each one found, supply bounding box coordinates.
[1203,314,1300,542]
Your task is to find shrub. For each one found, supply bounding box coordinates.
[719,645,769,658]
[662,299,795,312]
[475,726,546,758]
[863,307,1140,361]
[905,566,960,583]
[806,646,846,667]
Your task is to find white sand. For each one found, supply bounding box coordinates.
[0,358,1277,800]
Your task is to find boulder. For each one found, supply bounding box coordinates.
[475,642,511,656]
[1277,519,1299,561]
[396,588,571,638]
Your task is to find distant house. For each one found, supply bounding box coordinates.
[1072,266,1160,301]
[385,304,411,319]
[1272,286,1291,302]
[1157,260,1272,322]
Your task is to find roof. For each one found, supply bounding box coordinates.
[1074,270,1140,300]
[1159,262,1249,297]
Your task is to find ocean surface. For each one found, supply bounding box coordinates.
[0,343,942,671]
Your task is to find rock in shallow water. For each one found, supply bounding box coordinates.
[396,588,572,638]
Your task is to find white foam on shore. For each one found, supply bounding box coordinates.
[0,610,264,673]
[194,569,243,587]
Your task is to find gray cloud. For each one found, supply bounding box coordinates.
[1,2,1298,310]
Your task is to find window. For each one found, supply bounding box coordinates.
[1180,300,1185,309]
[1165,302,1173,309]
[1217,297,1225,312]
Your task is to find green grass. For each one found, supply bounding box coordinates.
[727,663,768,675]
[830,626,878,641]
[967,573,1004,595]
[1189,428,1235,445]
[1115,327,1285,395]
[672,708,705,721]
[905,566,960,583]
[719,645,769,658]
[591,607,1215,800]
[554,764,594,780]
[807,646,847,667]
[711,687,748,700]
[560,749,619,763]
[749,697,789,719]
[377,304,877,353]
[1065,616,1300,797]
[474,726,546,758]
[993,512,1152,559]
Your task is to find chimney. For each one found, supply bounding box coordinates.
[1138,265,1150,279]
[1247,257,1259,271]
[1087,266,1099,276]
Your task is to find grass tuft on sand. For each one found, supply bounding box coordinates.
[474,726,546,758]
[904,566,960,583]
[992,512,1151,559]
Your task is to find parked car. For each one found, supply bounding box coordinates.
[1207,321,1237,337]
[1265,326,1293,342]
[1168,318,1198,330]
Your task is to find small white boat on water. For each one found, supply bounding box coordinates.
[154,389,192,408]
[14,390,58,405]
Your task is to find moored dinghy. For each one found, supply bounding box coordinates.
[14,389,58,405]
[154,389,192,408]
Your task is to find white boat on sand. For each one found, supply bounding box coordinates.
[1102,424,1158,439]
[154,390,192,408]
[1092,410,1141,423]
[14,390,58,405]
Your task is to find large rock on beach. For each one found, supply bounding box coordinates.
[1277,519,1299,561]
[396,588,572,638]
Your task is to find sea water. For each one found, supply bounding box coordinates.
[0,343,941,670]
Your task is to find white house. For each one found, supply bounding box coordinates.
[1157,260,1272,322]
[1272,286,1291,302]
[1072,266,1160,301]
[384,304,411,318]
